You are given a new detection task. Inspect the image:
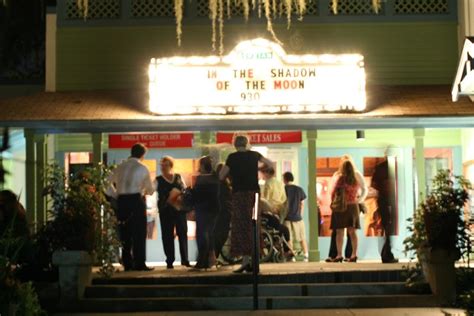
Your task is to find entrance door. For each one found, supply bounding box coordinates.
[317,148,401,261]
[107,148,201,263]
[253,146,300,183]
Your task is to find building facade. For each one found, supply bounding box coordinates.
[1,0,474,262]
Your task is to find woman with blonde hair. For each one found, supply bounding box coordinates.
[328,160,362,262]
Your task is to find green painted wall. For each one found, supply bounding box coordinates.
[56,22,458,91]
[300,128,462,148]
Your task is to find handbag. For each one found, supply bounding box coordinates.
[330,187,347,213]
[166,187,193,213]
[358,202,367,214]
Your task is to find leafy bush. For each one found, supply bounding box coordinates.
[404,169,471,260]
[37,164,119,277]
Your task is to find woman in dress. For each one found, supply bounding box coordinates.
[328,160,361,263]
[326,155,367,262]
[192,156,220,270]
[156,156,190,269]
[219,135,273,273]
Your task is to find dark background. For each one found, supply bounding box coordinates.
[0,0,56,84]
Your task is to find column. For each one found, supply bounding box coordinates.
[200,131,211,156]
[24,129,36,231]
[35,134,47,229]
[414,128,426,205]
[306,130,320,261]
[92,133,103,166]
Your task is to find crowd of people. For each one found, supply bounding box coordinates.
[108,135,397,273]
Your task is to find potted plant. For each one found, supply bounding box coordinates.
[404,169,471,305]
[1,218,45,316]
[39,164,119,304]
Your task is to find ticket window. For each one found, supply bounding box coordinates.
[65,152,93,179]
[253,146,299,184]
[424,148,453,194]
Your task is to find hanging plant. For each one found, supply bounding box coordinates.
[77,0,89,19]
[75,0,382,53]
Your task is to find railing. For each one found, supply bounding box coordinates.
[252,192,260,310]
[56,0,456,27]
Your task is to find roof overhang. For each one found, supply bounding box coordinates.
[1,85,474,133]
[452,37,474,102]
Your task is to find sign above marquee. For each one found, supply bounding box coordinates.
[148,38,366,115]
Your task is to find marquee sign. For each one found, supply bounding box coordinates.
[216,131,302,144]
[148,38,366,115]
[108,133,194,149]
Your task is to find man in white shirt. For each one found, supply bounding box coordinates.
[109,143,155,271]
[261,166,287,220]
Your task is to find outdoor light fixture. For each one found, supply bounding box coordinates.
[148,38,367,115]
[356,130,365,141]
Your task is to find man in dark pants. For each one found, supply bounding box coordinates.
[371,158,398,263]
[110,143,155,271]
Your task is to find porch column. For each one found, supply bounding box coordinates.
[306,130,320,261]
[24,129,36,231]
[35,134,47,229]
[414,128,426,204]
[200,131,211,156]
[92,133,103,165]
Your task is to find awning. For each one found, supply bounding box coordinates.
[1,85,473,133]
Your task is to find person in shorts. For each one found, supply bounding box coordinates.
[283,172,309,262]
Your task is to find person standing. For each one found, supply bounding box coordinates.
[110,143,155,271]
[328,160,361,263]
[192,156,220,270]
[219,135,272,273]
[282,172,309,262]
[371,158,399,263]
[156,156,190,269]
[214,163,232,260]
[326,155,367,262]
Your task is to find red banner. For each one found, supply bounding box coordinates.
[216,131,302,144]
[108,133,194,149]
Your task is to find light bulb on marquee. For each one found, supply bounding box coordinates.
[148,38,367,115]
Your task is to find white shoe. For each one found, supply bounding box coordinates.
[303,257,309,262]
[291,257,296,262]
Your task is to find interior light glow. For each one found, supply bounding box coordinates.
[148,38,366,115]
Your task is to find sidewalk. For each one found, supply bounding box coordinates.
[56,308,468,316]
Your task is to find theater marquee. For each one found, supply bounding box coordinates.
[148,38,366,115]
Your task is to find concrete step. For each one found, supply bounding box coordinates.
[84,282,430,298]
[72,295,439,312]
[92,270,405,285]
